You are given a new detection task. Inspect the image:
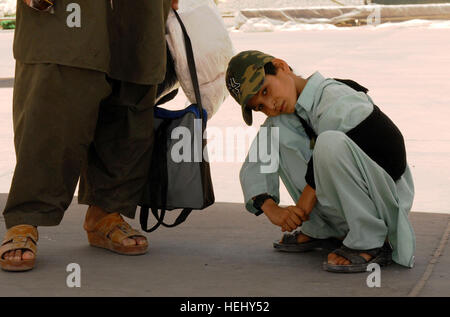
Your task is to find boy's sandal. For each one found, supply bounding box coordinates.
[86,213,148,256]
[322,243,393,273]
[273,230,342,252]
[0,224,38,272]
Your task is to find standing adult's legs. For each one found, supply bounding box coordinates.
[78,82,157,219]
[3,62,112,228]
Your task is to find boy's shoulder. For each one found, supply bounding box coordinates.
[299,72,346,109]
[307,72,367,94]
[313,76,370,107]
[320,76,370,97]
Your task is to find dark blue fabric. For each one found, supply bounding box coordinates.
[154,104,207,124]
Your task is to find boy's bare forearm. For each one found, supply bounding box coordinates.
[296,184,317,216]
[260,197,278,215]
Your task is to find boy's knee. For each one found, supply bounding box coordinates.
[315,130,348,154]
[314,130,349,167]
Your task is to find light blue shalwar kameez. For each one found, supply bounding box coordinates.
[240,72,416,268]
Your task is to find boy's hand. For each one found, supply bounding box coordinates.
[261,199,306,232]
[172,0,179,10]
[286,205,309,223]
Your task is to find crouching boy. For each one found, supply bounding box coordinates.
[225,50,415,273]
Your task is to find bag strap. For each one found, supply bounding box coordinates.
[173,9,205,124]
[175,9,213,209]
[139,207,159,233]
[157,208,193,228]
[140,207,193,232]
[334,78,369,94]
[297,115,317,150]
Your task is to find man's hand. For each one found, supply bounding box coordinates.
[261,199,308,232]
[172,0,179,10]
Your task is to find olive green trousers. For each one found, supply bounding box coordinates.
[3,62,156,228]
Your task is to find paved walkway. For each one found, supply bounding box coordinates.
[0,194,448,297]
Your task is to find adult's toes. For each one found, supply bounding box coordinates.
[135,237,147,245]
[22,251,35,261]
[13,250,22,262]
[122,238,137,247]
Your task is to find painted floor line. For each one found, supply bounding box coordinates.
[408,216,450,297]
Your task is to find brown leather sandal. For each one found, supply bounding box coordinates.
[85,213,148,255]
[0,224,38,272]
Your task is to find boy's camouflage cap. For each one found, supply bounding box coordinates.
[226,50,274,126]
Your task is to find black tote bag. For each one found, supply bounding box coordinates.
[139,10,215,233]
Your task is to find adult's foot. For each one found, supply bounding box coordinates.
[1,224,38,271]
[2,249,35,262]
[84,205,147,247]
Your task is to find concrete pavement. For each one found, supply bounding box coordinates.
[0,24,449,298]
[0,30,13,78]
[0,194,448,297]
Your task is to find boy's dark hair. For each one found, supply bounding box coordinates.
[264,61,293,75]
[264,61,277,76]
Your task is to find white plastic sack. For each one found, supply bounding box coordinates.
[166,1,235,119]
[178,0,219,13]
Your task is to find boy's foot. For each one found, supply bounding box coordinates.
[273,230,341,252]
[84,206,148,254]
[277,231,312,244]
[0,224,38,272]
[292,232,312,244]
[323,243,393,273]
[327,251,372,265]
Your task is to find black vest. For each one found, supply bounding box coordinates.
[300,78,407,184]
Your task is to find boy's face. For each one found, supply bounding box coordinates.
[246,59,298,117]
